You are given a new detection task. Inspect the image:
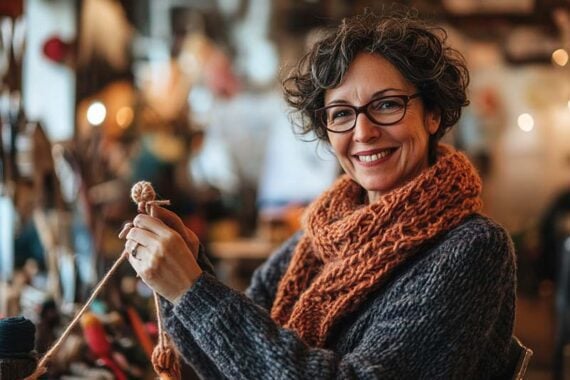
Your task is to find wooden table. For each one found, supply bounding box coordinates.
[209,238,278,260]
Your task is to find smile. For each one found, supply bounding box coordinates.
[355,148,396,163]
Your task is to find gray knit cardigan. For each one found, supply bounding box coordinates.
[160,214,518,379]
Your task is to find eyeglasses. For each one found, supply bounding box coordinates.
[315,93,421,133]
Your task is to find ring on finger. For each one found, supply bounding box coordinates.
[130,243,140,259]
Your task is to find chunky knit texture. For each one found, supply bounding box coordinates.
[157,146,517,378]
[271,145,482,346]
[160,214,517,379]
[158,146,518,379]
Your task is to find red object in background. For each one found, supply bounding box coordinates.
[0,0,23,18]
[42,36,72,64]
[126,307,154,360]
[81,313,128,380]
[145,321,158,337]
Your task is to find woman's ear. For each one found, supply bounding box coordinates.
[425,110,441,135]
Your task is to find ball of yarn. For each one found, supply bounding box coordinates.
[131,181,157,213]
[152,343,180,380]
[0,316,38,379]
[131,181,156,204]
[0,358,38,379]
[0,316,36,358]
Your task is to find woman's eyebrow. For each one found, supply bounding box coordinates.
[370,88,406,98]
[326,87,406,106]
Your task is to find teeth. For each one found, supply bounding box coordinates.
[358,149,391,162]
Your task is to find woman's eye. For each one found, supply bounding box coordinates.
[372,98,403,112]
[330,108,353,121]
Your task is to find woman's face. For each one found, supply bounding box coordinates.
[325,52,440,203]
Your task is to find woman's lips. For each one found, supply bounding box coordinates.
[354,147,397,166]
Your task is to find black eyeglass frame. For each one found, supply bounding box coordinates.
[315,93,422,133]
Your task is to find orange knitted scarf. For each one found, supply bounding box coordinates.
[270,145,483,347]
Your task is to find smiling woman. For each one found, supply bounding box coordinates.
[321,53,440,202]
[121,8,529,380]
[283,12,469,162]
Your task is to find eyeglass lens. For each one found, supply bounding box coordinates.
[324,96,409,132]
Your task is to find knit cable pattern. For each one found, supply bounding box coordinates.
[271,144,483,347]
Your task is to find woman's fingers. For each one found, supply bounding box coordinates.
[126,244,154,280]
[117,207,204,302]
[124,228,202,303]
[125,225,159,248]
[119,207,199,259]
[118,222,133,239]
[148,206,200,256]
[149,205,181,229]
[124,238,141,257]
[121,211,189,258]
[132,213,173,239]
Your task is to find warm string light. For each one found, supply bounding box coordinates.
[518,113,534,132]
[552,48,569,67]
[116,106,134,129]
[551,48,569,114]
[86,101,106,126]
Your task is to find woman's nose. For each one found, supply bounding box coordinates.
[352,113,381,143]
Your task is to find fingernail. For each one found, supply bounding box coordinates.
[118,223,133,239]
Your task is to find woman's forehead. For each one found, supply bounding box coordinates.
[324,53,412,104]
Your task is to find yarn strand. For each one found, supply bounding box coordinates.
[26,250,129,379]
[152,292,181,379]
[130,181,180,380]
[26,181,180,380]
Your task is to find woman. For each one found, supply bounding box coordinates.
[122,11,520,379]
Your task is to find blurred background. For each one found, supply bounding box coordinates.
[0,0,568,378]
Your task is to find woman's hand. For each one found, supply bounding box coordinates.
[122,206,203,304]
[149,205,201,259]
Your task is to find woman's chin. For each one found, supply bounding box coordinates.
[360,179,399,200]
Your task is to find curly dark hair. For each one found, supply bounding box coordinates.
[282,9,470,163]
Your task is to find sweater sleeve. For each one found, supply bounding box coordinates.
[157,244,221,377]
[196,244,216,276]
[163,219,515,379]
[158,232,295,316]
[159,244,215,315]
[158,235,299,378]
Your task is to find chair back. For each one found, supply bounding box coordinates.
[511,336,533,380]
